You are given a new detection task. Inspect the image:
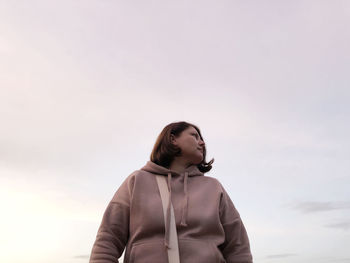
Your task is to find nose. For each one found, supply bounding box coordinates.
[199,139,205,147]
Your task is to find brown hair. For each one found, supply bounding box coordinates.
[150,121,214,173]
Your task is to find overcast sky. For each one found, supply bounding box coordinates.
[1,1,350,263]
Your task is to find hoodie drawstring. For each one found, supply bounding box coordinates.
[141,161,204,251]
[180,172,188,226]
[164,172,172,249]
[164,171,189,249]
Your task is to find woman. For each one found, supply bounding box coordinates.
[89,121,253,263]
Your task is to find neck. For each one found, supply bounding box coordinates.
[169,158,193,174]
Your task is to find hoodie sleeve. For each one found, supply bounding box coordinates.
[218,184,253,263]
[89,173,135,263]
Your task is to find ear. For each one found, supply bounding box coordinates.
[170,134,177,145]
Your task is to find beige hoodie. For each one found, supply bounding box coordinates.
[89,161,253,263]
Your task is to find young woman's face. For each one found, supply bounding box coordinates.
[171,126,205,165]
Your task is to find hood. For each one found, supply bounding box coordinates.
[141,161,204,249]
[141,160,204,177]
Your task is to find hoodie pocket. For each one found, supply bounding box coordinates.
[129,240,168,263]
[179,238,224,263]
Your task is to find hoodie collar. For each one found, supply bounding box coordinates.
[141,161,204,249]
[141,160,204,177]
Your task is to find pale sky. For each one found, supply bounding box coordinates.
[1,1,350,263]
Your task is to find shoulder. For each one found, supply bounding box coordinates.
[122,169,158,189]
[122,169,149,183]
[109,169,152,202]
[204,175,223,186]
[129,169,155,181]
[201,176,234,202]
[110,170,142,197]
[193,175,225,194]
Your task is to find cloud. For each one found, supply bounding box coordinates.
[332,258,350,262]
[266,253,297,259]
[324,221,350,231]
[292,202,350,213]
